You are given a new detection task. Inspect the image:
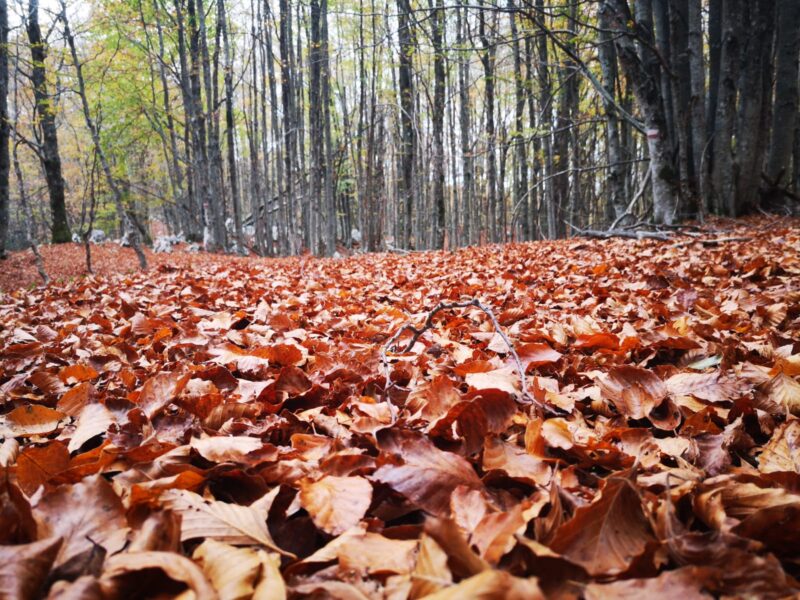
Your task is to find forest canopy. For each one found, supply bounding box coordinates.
[0,0,798,258]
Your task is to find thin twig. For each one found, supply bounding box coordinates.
[381,298,549,413]
[609,168,651,231]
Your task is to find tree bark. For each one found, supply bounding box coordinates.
[0,0,8,258]
[711,0,741,215]
[396,0,415,248]
[687,0,708,209]
[605,0,677,225]
[597,3,625,221]
[766,0,800,188]
[430,0,446,248]
[60,1,147,269]
[479,3,497,243]
[457,0,473,246]
[27,0,71,243]
[734,0,774,214]
[219,0,243,253]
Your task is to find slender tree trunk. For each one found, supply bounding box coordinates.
[766,0,800,189]
[61,1,147,269]
[537,1,557,238]
[27,0,70,243]
[479,3,497,242]
[605,0,677,224]
[279,0,297,252]
[13,141,47,282]
[430,0,446,248]
[197,0,226,250]
[153,4,192,238]
[0,0,8,258]
[309,0,323,252]
[668,0,693,212]
[219,0,242,253]
[396,0,415,248]
[321,0,335,254]
[711,0,741,215]
[687,0,708,209]
[734,0,774,214]
[457,0,473,246]
[597,3,625,221]
[509,4,527,240]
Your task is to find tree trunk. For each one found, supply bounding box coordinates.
[219,0,243,253]
[711,0,741,215]
[27,0,70,243]
[605,0,677,225]
[396,0,415,249]
[0,0,8,258]
[430,0,446,248]
[61,1,147,269]
[597,3,625,221]
[508,3,527,240]
[479,5,497,242]
[687,0,708,209]
[766,0,800,188]
[279,0,297,252]
[309,0,323,252]
[734,0,774,214]
[537,0,557,238]
[457,0,473,246]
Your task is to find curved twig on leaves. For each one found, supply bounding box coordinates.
[381,298,551,414]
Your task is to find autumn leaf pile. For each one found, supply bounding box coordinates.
[1,218,800,599]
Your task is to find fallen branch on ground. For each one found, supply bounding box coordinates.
[567,222,673,241]
[670,236,753,249]
[385,244,413,255]
[381,298,552,414]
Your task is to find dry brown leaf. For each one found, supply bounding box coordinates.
[190,435,263,463]
[465,367,519,395]
[482,436,551,486]
[0,537,63,600]
[16,441,71,496]
[584,566,715,599]
[408,533,452,599]
[758,419,800,473]
[136,371,191,419]
[373,429,482,518]
[67,403,115,453]
[98,551,216,600]
[421,569,544,600]
[298,525,417,576]
[32,474,129,567]
[299,475,372,535]
[193,539,265,600]
[160,489,291,556]
[0,405,67,438]
[548,477,654,575]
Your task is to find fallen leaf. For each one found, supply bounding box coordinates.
[98,551,216,600]
[373,429,482,518]
[299,475,372,535]
[160,489,291,556]
[549,477,654,575]
[32,474,129,567]
[0,405,67,438]
[0,537,63,600]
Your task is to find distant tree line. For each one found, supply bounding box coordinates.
[0,0,798,260]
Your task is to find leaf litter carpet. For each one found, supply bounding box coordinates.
[1,217,800,598]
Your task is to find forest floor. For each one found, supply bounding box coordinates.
[1,216,800,598]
